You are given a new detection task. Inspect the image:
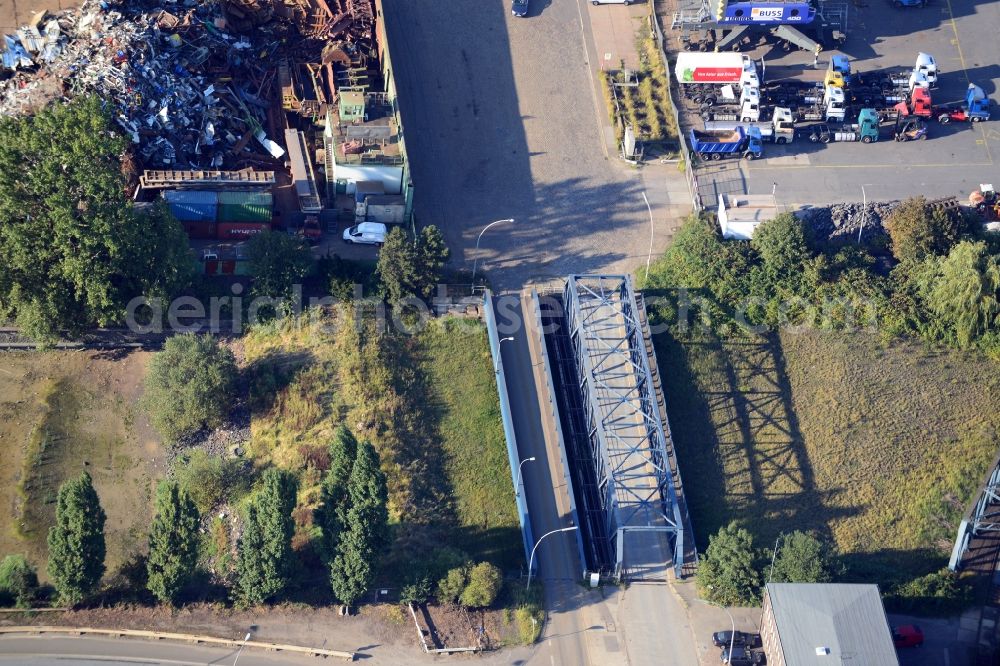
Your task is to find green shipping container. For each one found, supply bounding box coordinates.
[217,191,273,223]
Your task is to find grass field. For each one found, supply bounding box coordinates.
[654,327,1000,583]
[242,311,520,575]
[0,351,164,582]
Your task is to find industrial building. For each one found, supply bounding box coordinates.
[759,583,899,666]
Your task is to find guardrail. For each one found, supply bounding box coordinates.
[647,5,703,212]
[0,626,355,660]
[483,290,536,568]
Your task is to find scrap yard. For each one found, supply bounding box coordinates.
[0,0,411,272]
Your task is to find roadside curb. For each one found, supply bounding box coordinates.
[0,626,355,661]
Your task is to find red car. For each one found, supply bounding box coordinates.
[893,625,924,648]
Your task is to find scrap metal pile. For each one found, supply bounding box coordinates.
[0,0,377,171]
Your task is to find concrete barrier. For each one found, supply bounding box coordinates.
[0,626,354,660]
[483,290,535,568]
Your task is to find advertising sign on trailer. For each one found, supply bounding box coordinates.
[674,52,753,84]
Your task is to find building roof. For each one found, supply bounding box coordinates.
[766,583,898,666]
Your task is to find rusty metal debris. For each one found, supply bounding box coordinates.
[1,0,379,174]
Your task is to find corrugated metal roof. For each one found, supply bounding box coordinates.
[766,584,898,666]
[218,190,272,206]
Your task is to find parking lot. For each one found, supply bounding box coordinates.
[684,0,1000,208]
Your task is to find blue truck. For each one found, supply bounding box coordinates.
[689,126,764,160]
[935,84,991,124]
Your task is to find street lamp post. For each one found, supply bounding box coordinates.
[858,184,872,244]
[494,336,514,374]
[232,631,253,666]
[698,596,736,664]
[526,526,579,591]
[471,218,514,293]
[515,456,536,497]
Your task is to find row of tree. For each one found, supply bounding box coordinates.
[696,523,837,606]
[643,200,1000,355]
[9,426,389,609]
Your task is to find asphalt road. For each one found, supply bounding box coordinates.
[382,0,656,289]
[692,0,1000,208]
[0,636,334,665]
[498,294,595,666]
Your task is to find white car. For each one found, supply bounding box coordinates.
[592,0,632,4]
[342,222,387,245]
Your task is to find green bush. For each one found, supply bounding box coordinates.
[173,451,248,514]
[886,569,971,615]
[0,554,38,607]
[770,531,836,584]
[436,565,468,605]
[143,334,237,442]
[460,562,502,608]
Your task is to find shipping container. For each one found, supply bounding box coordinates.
[218,191,273,223]
[164,190,218,222]
[217,221,270,240]
[182,219,217,239]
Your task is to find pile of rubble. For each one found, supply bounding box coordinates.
[798,201,901,243]
[0,0,376,171]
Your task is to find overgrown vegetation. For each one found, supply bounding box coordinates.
[0,96,192,343]
[246,230,313,301]
[600,25,678,150]
[643,205,1000,608]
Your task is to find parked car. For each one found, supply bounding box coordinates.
[511,0,529,16]
[713,631,762,649]
[721,645,766,665]
[342,222,387,246]
[591,0,632,5]
[893,625,924,648]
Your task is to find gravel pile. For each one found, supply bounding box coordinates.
[798,201,900,243]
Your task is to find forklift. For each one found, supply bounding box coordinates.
[893,116,928,141]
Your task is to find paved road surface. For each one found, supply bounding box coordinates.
[499,294,597,666]
[0,635,335,665]
[383,0,660,289]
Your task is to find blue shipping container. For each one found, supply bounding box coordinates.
[164,190,218,223]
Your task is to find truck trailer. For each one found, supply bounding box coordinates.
[689,126,764,160]
[703,107,796,144]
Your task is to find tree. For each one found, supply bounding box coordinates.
[750,213,812,295]
[923,241,1000,347]
[886,197,968,263]
[0,96,191,342]
[770,531,834,584]
[315,426,358,561]
[146,481,201,604]
[696,522,761,606]
[143,334,237,442]
[376,225,451,307]
[376,227,419,307]
[459,562,502,608]
[416,225,450,299]
[236,469,299,606]
[47,472,106,606]
[0,555,38,607]
[330,441,389,608]
[246,230,313,300]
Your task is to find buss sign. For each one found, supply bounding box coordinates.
[750,7,785,20]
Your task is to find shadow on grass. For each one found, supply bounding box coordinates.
[646,303,858,548]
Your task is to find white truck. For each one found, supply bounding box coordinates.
[703,107,796,144]
[699,85,762,122]
[673,52,760,105]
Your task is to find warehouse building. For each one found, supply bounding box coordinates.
[760,583,898,666]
